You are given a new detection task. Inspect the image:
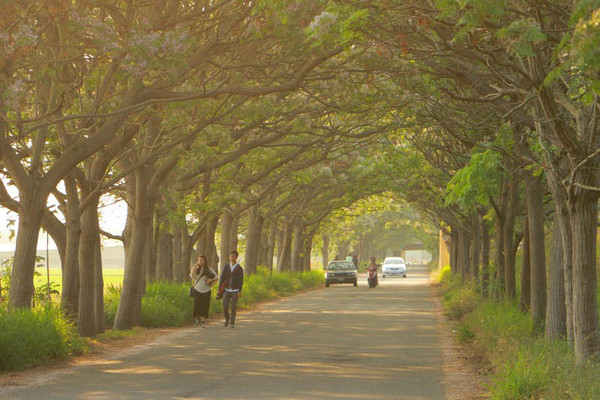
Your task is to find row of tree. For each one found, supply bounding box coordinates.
[0,1,401,336]
[2,0,599,365]
[350,0,600,364]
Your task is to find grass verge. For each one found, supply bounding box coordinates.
[0,305,87,372]
[434,266,600,399]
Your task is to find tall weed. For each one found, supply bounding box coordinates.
[0,305,87,372]
[438,269,600,398]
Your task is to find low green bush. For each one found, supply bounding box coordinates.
[0,305,87,372]
[103,283,121,327]
[438,269,600,399]
[443,280,479,320]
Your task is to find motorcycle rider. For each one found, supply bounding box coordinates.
[367,257,378,288]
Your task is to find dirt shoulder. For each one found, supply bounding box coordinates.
[432,283,492,399]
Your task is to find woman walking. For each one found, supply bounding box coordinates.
[190,254,218,327]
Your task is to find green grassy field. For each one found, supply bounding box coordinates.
[33,267,124,293]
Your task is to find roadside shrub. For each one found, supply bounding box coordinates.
[437,273,600,399]
[492,341,550,399]
[443,280,478,320]
[0,305,87,372]
[103,283,121,327]
[298,270,325,287]
[465,301,534,352]
[142,295,186,327]
[456,323,474,343]
[435,265,453,285]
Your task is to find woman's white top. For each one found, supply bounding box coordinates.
[190,267,217,293]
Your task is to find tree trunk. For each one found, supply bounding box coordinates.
[519,219,531,313]
[291,223,304,272]
[322,233,330,269]
[457,229,471,282]
[303,232,315,271]
[494,215,505,299]
[546,218,566,339]
[245,206,264,275]
[78,196,100,336]
[267,224,276,271]
[547,169,574,342]
[220,211,233,270]
[480,214,491,297]
[450,229,458,274]
[61,172,80,318]
[156,231,173,281]
[525,172,546,327]
[277,221,293,272]
[230,215,239,252]
[93,231,104,335]
[258,220,270,269]
[8,193,46,308]
[113,169,154,330]
[275,223,284,267]
[172,226,183,282]
[470,213,480,279]
[205,217,219,271]
[503,178,519,301]
[145,221,157,283]
[570,192,598,363]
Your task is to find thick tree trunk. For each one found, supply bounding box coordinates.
[519,219,531,313]
[470,214,480,279]
[61,172,80,318]
[494,215,505,298]
[245,206,264,275]
[525,173,546,327]
[546,218,566,339]
[450,229,458,274]
[78,197,100,336]
[113,169,154,330]
[205,217,219,271]
[267,224,276,271]
[457,229,471,282]
[570,193,598,363]
[480,215,491,297]
[93,231,104,334]
[322,233,329,269]
[219,211,233,270]
[172,227,183,282]
[194,223,206,262]
[303,232,315,271]
[277,221,293,272]
[503,179,519,301]
[275,224,284,267]
[291,223,304,272]
[9,194,46,309]
[230,215,239,252]
[145,222,157,283]
[547,169,574,342]
[156,231,173,281]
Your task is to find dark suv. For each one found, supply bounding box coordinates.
[325,261,358,287]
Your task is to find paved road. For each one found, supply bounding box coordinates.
[5,264,445,399]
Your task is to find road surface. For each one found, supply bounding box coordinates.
[4,264,445,399]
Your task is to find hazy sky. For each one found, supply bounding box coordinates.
[0,179,127,251]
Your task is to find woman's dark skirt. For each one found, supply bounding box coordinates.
[193,290,211,318]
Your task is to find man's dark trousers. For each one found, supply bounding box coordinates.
[223,291,239,325]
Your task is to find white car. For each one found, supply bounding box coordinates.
[381,257,407,278]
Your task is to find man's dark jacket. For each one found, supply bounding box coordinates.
[219,264,244,292]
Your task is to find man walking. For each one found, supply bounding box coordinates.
[219,250,244,328]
